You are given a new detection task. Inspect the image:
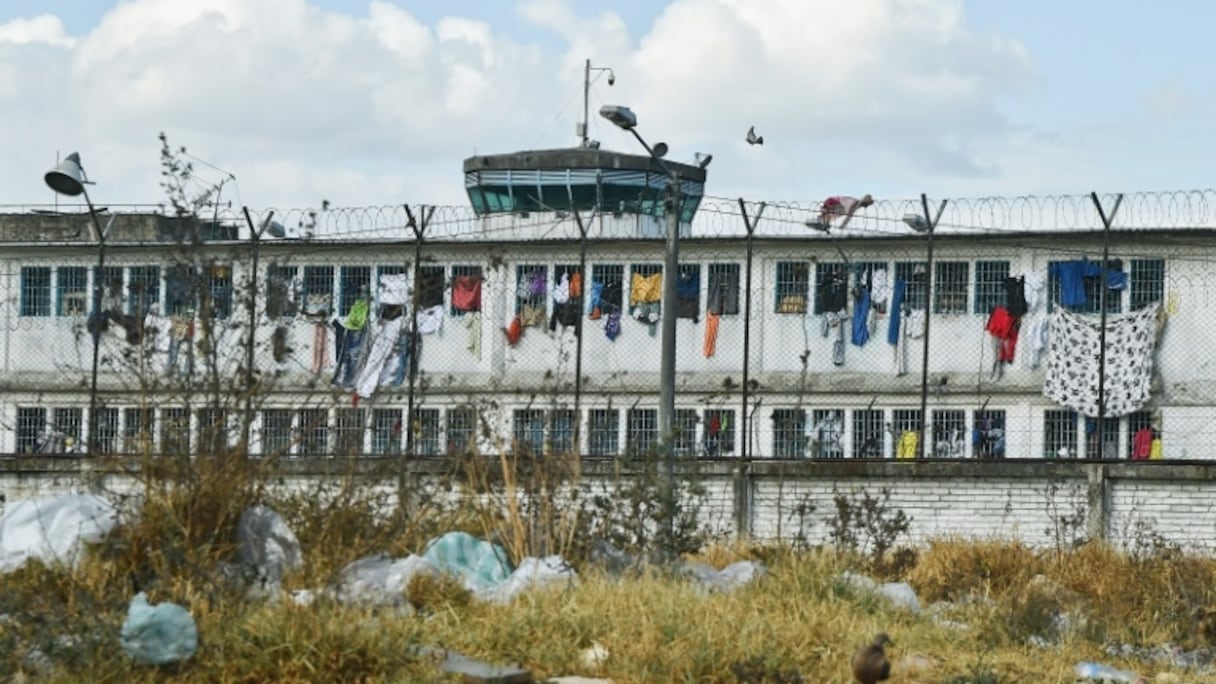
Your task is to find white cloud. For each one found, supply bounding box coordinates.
[0,0,1149,213]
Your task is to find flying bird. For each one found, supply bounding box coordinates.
[746,126,764,146]
[851,633,893,684]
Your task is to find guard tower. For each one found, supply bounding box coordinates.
[462,148,708,239]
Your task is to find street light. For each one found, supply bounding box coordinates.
[903,195,947,458]
[580,58,616,148]
[44,152,110,455]
[600,103,681,547]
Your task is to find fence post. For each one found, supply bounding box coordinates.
[1085,463,1111,543]
[737,199,765,459]
[733,459,753,541]
[400,204,434,513]
[572,211,588,455]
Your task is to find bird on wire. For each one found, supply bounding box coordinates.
[851,632,893,684]
[746,125,764,145]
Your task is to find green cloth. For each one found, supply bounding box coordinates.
[345,298,369,331]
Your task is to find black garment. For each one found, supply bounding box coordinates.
[818,275,848,313]
[600,280,623,309]
[380,304,404,321]
[416,270,444,309]
[1004,276,1028,316]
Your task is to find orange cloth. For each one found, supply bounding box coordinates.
[703,310,720,358]
[569,271,582,299]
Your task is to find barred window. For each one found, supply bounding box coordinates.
[810,408,845,459]
[588,408,619,457]
[852,408,885,458]
[92,407,119,454]
[162,408,190,456]
[128,266,161,317]
[774,261,809,314]
[1127,410,1154,459]
[627,408,658,456]
[674,409,699,456]
[165,265,197,316]
[261,409,294,457]
[513,409,545,455]
[1085,416,1119,460]
[339,265,371,316]
[446,406,477,456]
[19,266,51,317]
[550,409,576,455]
[974,409,1006,459]
[516,264,548,316]
[16,407,46,452]
[629,263,662,308]
[450,265,484,316]
[814,262,847,315]
[412,408,441,456]
[1129,258,1165,310]
[335,408,366,457]
[894,262,928,310]
[1043,409,1077,459]
[892,409,922,457]
[96,266,124,310]
[57,266,87,317]
[704,409,735,456]
[933,262,969,314]
[973,261,1009,314]
[1047,260,1121,314]
[267,264,299,318]
[676,264,700,319]
[416,264,445,309]
[297,408,329,457]
[52,407,83,446]
[930,409,966,458]
[771,409,807,458]
[707,263,740,315]
[591,264,624,311]
[205,261,233,318]
[123,407,155,454]
[852,262,888,289]
[198,408,227,456]
[302,266,334,315]
[371,408,402,456]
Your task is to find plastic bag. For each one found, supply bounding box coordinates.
[120,592,199,665]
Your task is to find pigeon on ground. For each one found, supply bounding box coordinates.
[851,632,893,684]
[746,126,764,145]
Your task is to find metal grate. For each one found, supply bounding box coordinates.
[123,407,155,454]
[335,408,366,457]
[973,409,1006,459]
[707,263,740,315]
[674,409,699,456]
[16,407,46,452]
[302,265,335,316]
[588,408,619,457]
[894,262,928,310]
[165,265,197,316]
[814,262,847,315]
[161,408,190,456]
[1127,410,1155,458]
[450,264,484,315]
[92,407,119,454]
[446,406,477,456]
[57,266,87,317]
[1043,409,1078,458]
[267,264,299,318]
[261,409,294,457]
[1130,258,1165,310]
[591,263,624,312]
[973,260,1009,314]
[852,408,885,458]
[703,408,735,456]
[933,261,969,314]
[931,409,966,458]
[205,261,233,318]
[371,408,402,456]
[339,265,372,316]
[297,408,328,457]
[771,408,807,458]
[810,408,845,458]
[128,266,161,317]
[1047,260,1122,314]
[197,408,227,456]
[412,408,441,456]
[626,408,658,455]
[52,407,83,446]
[19,266,51,317]
[892,409,922,457]
[515,264,548,316]
[550,409,576,455]
[513,408,545,455]
[774,261,808,314]
[1084,416,1119,459]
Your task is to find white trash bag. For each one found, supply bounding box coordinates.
[120,592,199,665]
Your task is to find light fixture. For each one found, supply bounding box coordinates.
[599,104,637,130]
[805,219,830,234]
[652,142,669,159]
[903,213,930,233]
[45,152,88,196]
[259,214,286,239]
[695,152,713,169]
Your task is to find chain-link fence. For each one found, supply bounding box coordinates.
[0,190,1210,460]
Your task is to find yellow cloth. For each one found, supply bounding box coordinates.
[897,430,918,459]
[630,272,662,305]
[1150,438,1163,460]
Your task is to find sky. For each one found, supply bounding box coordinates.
[0,0,1212,214]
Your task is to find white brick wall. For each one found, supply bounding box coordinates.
[1108,479,1216,552]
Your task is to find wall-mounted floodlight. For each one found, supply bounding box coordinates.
[903,213,931,233]
[599,104,637,130]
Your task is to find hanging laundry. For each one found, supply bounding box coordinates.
[814,194,874,228]
[464,311,482,358]
[1023,272,1045,312]
[416,304,444,334]
[1003,276,1028,316]
[451,275,482,312]
[569,271,582,299]
[887,278,906,345]
[311,321,329,373]
[703,310,720,358]
[1131,426,1153,460]
[675,269,700,321]
[1023,314,1050,369]
[852,286,871,346]
[586,280,604,319]
[416,269,445,308]
[985,305,1020,378]
[378,273,411,306]
[870,268,891,314]
[605,310,622,341]
[355,315,405,399]
[521,303,545,327]
[630,272,662,305]
[1042,303,1161,418]
[504,314,523,346]
[897,430,919,459]
[551,272,571,304]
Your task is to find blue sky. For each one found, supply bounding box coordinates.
[0,0,1211,210]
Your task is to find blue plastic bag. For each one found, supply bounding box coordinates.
[120,592,198,665]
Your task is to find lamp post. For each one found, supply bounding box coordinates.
[903,194,947,458]
[599,104,680,545]
[44,152,109,455]
[580,59,616,148]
